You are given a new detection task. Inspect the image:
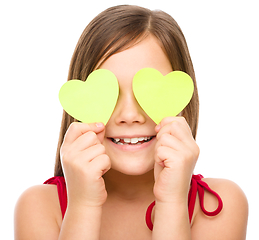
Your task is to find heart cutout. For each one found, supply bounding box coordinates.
[59,69,119,124]
[133,68,194,124]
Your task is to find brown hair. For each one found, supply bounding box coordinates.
[54,5,199,177]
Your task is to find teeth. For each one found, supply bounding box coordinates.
[131,138,138,144]
[112,136,153,145]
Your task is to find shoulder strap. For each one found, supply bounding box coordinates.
[146,174,223,231]
[44,176,67,219]
[190,174,223,217]
[146,201,155,230]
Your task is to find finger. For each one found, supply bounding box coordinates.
[157,132,185,151]
[154,161,164,181]
[156,120,193,143]
[155,116,179,132]
[155,146,188,172]
[156,116,192,135]
[78,144,106,163]
[156,142,198,169]
[63,122,105,145]
[160,116,188,128]
[157,123,198,157]
[156,116,178,129]
[89,154,111,176]
[156,145,177,163]
[70,131,101,152]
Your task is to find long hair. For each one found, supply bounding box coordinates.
[54,5,199,176]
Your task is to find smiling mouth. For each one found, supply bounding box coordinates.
[110,136,155,145]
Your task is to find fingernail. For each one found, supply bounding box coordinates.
[155,124,161,132]
[95,122,104,128]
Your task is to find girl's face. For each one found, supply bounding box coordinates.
[99,35,173,176]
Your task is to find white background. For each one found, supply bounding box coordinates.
[1,0,258,239]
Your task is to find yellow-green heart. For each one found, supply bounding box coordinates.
[133,68,194,124]
[59,69,119,124]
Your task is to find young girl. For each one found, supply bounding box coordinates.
[14,5,248,240]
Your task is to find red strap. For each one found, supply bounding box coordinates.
[188,175,198,222]
[44,175,223,228]
[146,201,155,231]
[44,176,67,219]
[193,175,223,216]
[146,174,223,231]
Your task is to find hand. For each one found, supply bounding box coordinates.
[153,117,199,203]
[60,122,111,208]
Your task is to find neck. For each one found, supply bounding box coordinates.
[103,169,155,201]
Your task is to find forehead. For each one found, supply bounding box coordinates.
[99,35,173,82]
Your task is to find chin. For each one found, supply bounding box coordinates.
[110,156,154,176]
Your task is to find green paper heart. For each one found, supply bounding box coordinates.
[59,69,119,124]
[132,68,194,124]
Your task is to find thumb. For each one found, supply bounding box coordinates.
[85,122,105,143]
[88,122,105,133]
[93,122,105,143]
[154,161,164,182]
[63,122,105,145]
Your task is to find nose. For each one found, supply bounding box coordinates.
[113,91,146,125]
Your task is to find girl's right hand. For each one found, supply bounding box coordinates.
[60,122,111,208]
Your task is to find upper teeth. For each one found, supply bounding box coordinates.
[113,136,152,144]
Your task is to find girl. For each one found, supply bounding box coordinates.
[14,5,248,240]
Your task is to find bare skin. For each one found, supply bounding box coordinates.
[14,35,248,240]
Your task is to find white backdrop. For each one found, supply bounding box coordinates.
[1,0,258,239]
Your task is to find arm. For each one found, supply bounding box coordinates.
[152,179,248,240]
[58,122,111,240]
[151,117,248,239]
[152,201,191,240]
[152,117,199,240]
[14,122,111,240]
[58,205,102,240]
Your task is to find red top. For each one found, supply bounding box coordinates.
[44,174,223,230]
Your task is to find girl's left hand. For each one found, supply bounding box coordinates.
[153,116,200,204]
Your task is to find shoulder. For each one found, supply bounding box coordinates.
[202,178,248,212]
[15,184,60,211]
[192,178,248,240]
[14,184,62,239]
[203,177,247,197]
